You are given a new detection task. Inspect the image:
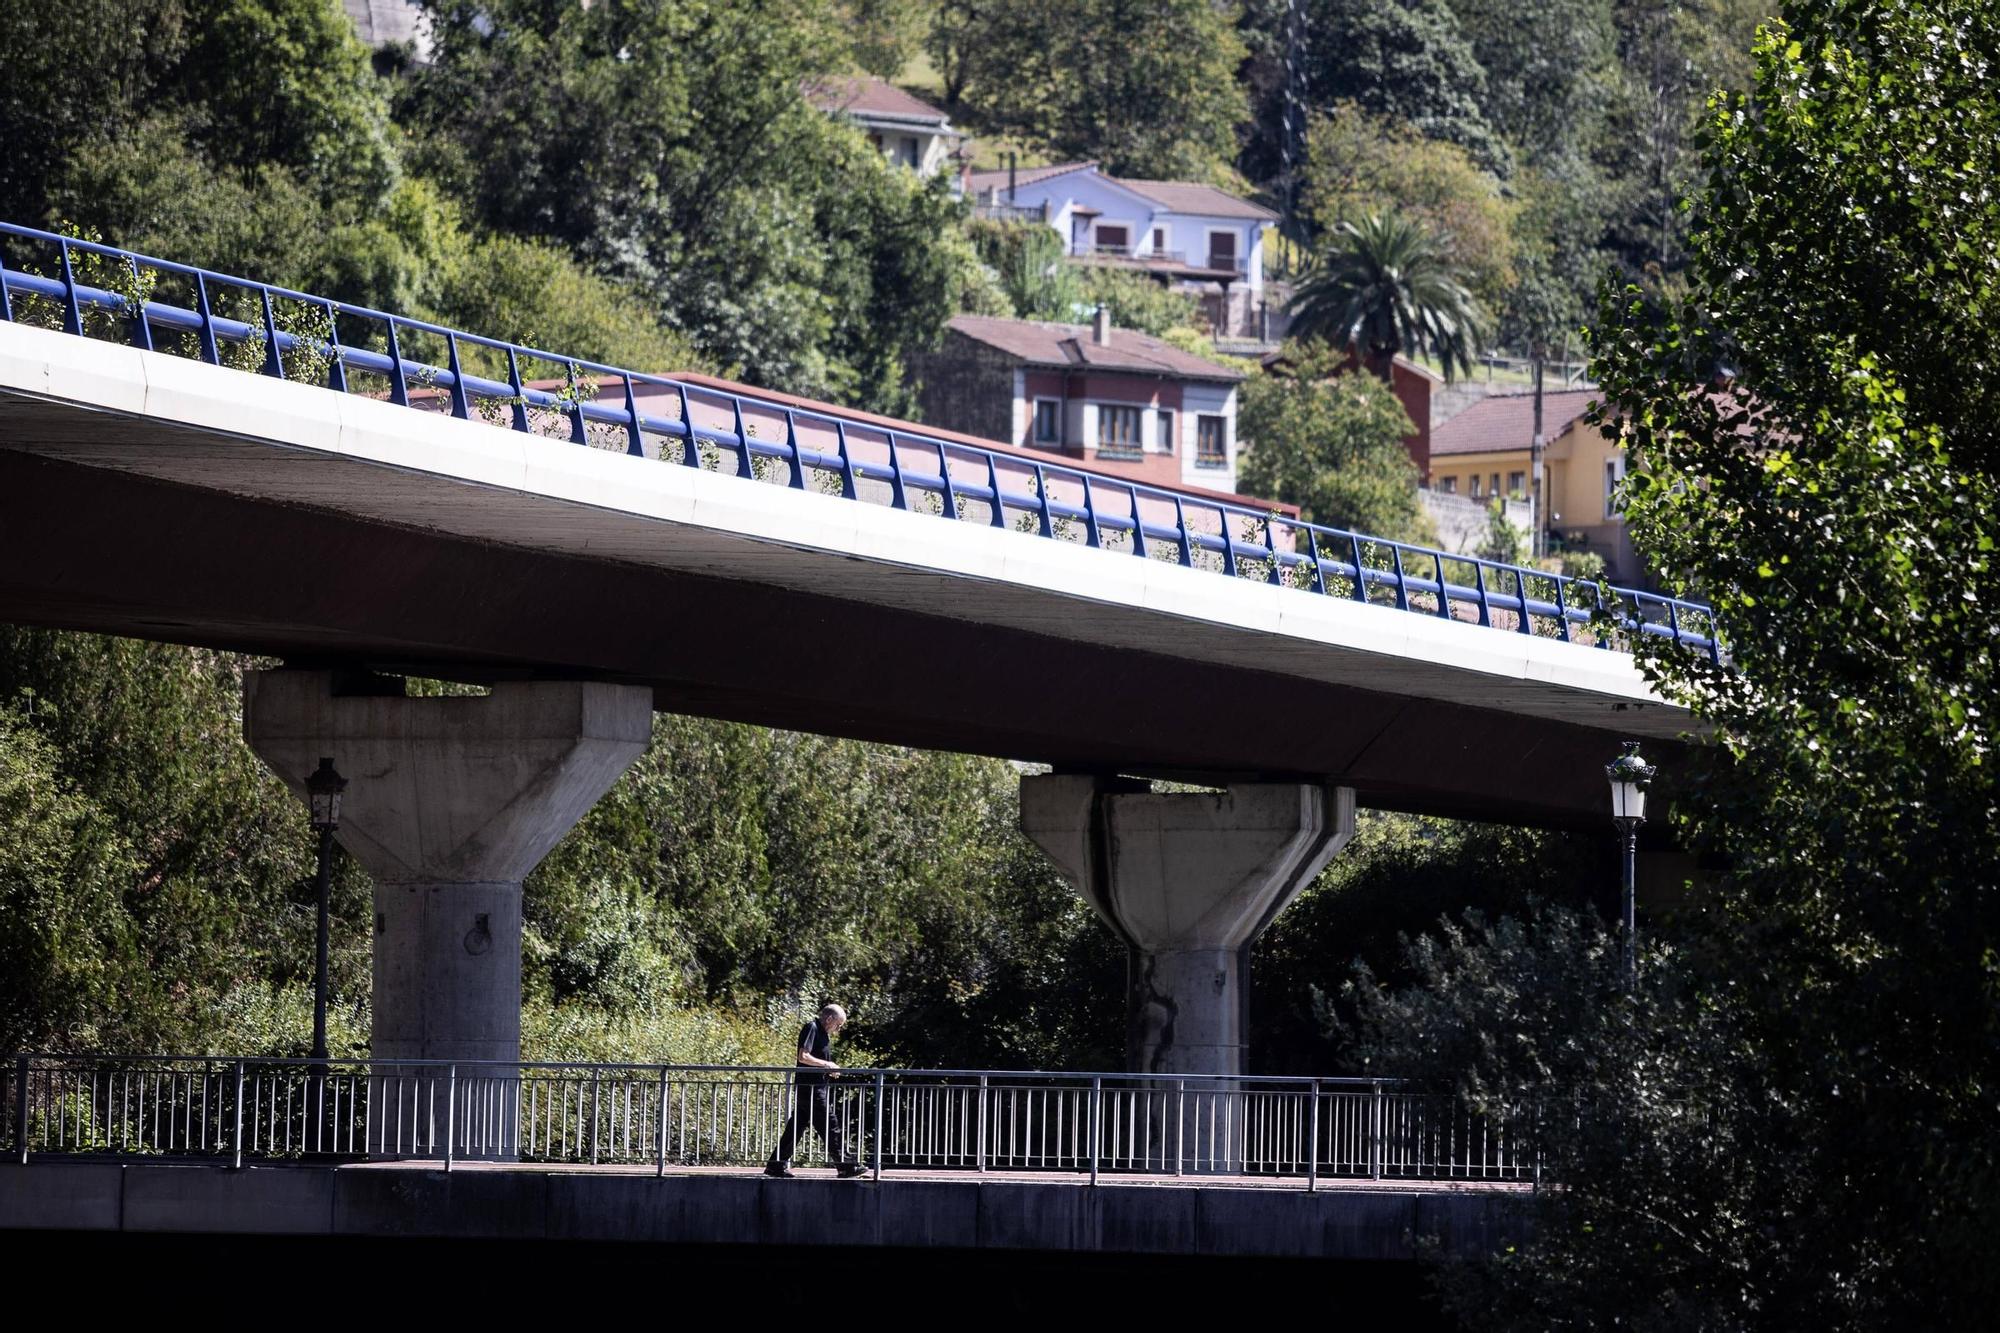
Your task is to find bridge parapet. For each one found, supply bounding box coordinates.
[0,220,1719,662]
[6,1054,1534,1187]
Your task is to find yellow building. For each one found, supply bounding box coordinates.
[1427,389,1643,583]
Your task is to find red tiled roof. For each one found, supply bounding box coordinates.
[806,75,950,126]
[1429,389,1600,457]
[1115,178,1277,221]
[947,315,1245,383]
[965,161,1099,196]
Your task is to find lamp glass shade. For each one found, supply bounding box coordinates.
[305,757,346,831]
[1609,779,1646,822]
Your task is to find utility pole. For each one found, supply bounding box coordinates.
[1531,355,1546,558]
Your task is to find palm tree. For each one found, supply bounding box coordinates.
[1285,212,1489,382]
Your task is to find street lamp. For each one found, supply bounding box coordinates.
[1605,741,1654,989]
[305,757,346,1062]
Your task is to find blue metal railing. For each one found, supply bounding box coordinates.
[0,222,1718,660]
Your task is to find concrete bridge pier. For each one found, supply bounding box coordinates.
[1020,776,1356,1083]
[245,669,652,1156]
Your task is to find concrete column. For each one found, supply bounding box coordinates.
[1020,776,1355,1079]
[245,670,651,1154]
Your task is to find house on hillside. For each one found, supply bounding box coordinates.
[1426,389,1643,581]
[807,76,962,180]
[965,162,1277,340]
[909,311,1249,494]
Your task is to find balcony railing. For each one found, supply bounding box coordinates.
[0,220,1719,662]
[6,1054,1538,1187]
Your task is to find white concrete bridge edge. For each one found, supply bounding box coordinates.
[0,320,1679,728]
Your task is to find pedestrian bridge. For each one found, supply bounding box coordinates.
[1,1054,1527,1263]
[0,222,1712,829]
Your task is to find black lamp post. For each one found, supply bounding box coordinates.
[1605,741,1654,989]
[305,757,347,1062]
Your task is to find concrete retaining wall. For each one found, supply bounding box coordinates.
[1,1163,1527,1260]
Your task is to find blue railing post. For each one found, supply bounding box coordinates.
[1433,553,1453,618]
[729,398,753,478]
[565,363,588,444]
[445,334,470,419]
[783,410,805,488]
[832,419,857,498]
[323,301,348,394]
[621,375,643,456]
[1129,485,1148,559]
[194,273,220,365]
[985,454,1007,527]
[677,383,700,469]
[1264,515,1284,586]
[384,319,409,407]
[1033,465,1053,537]
[936,440,958,518]
[504,346,530,433]
[259,289,285,380]
[1081,475,1101,547]
[1350,534,1370,602]
[126,258,152,352]
[56,238,82,337]
[1173,497,1193,566]
[884,430,908,509]
[0,240,14,322]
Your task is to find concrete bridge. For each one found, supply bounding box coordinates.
[0,223,1709,1086]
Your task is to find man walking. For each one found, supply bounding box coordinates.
[766,1003,867,1179]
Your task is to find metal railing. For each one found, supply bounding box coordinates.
[0,221,1718,661]
[4,1055,1534,1189]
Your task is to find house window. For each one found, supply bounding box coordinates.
[1156,408,1176,453]
[1196,414,1228,468]
[1437,476,1457,495]
[1032,399,1061,444]
[1490,473,1502,497]
[1150,227,1168,254]
[899,136,921,169]
[1095,224,1130,255]
[1097,404,1143,456]
[1605,457,1626,520]
[1469,474,1483,498]
[1507,471,1525,498]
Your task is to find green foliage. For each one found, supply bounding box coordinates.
[1237,342,1434,541]
[1303,104,1519,307]
[1287,212,1491,381]
[1254,815,1605,1073]
[926,0,1249,182]
[1297,0,1509,175]
[1475,497,1529,563]
[973,221,1085,322]
[403,0,968,412]
[1350,1,2000,1323]
[838,0,930,78]
[1076,266,1202,338]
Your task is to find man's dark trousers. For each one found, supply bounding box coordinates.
[770,1079,854,1168]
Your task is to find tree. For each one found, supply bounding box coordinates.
[1078,267,1203,337]
[1351,2,2000,1324]
[1303,104,1519,307]
[928,0,1249,181]
[1294,0,1509,175]
[404,0,971,411]
[1237,341,1433,540]
[1286,212,1490,380]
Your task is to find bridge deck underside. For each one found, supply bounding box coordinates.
[0,381,1682,828]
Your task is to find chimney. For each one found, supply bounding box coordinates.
[1093,304,1112,346]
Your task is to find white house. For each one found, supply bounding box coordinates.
[966,162,1278,338]
[807,76,962,181]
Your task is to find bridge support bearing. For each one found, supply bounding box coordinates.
[1020,776,1355,1085]
[245,670,652,1158]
